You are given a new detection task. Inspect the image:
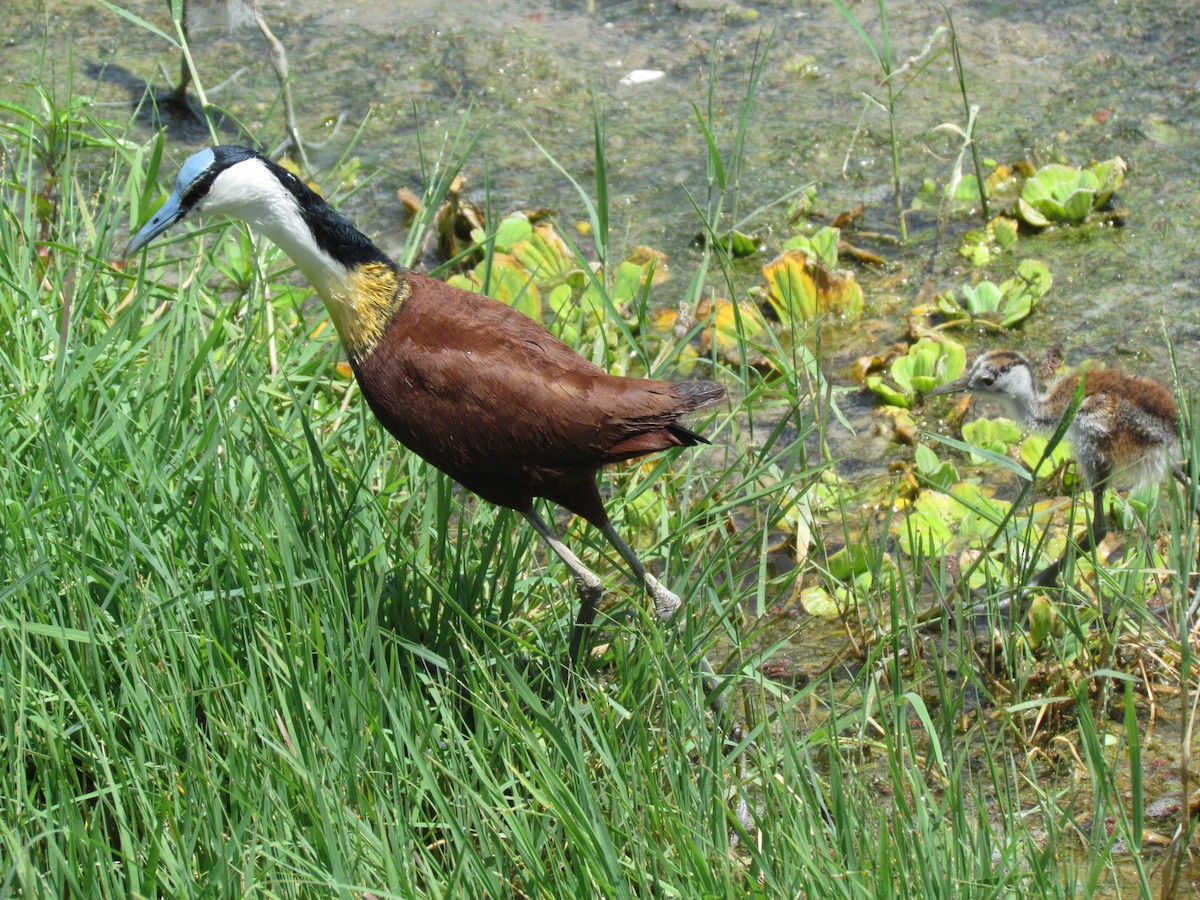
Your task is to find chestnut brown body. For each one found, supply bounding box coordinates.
[354,269,724,526]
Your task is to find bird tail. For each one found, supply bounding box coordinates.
[606,380,726,457]
[676,380,726,411]
[663,380,726,447]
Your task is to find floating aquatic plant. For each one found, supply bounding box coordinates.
[866,336,967,409]
[1019,434,1075,483]
[761,244,863,325]
[447,252,543,322]
[468,213,584,289]
[825,543,877,583]
[937,259,1053,328]
[695,296,773,369]
[799,584,843,617]
[652,235,866,375]
[893,477,1013,577]
[804,541,893,616]
[450,212,665,351]
[949,481,1011,542]
[721,229,758,258]
[894,489,957,557]
[1027,594,1058,648]
[781,225,842,269]
[914,443,959,492]
[1015,157,1126,228]
[957,215,1019,266]
[960,417,1023,462]
[509,221,581,287]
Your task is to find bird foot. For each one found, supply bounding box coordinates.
[646,575,682,623]
[573,572,604,603]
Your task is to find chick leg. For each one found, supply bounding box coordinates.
[1031,488,1108,588]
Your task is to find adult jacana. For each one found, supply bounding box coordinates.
[927,349,1178,587]
[125,145,725,696]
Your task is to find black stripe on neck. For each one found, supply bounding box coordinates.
[252,151,395,271]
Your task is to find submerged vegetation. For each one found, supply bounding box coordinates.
[2,0,1199,897]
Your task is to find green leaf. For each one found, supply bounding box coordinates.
[492,214,533,253]
[1027,595,1057,647]
[993,217,1019,249]
[866,374,910,409]
[950,481,1011,539]
[924,431,1034,482]
[800,585,842,617]
[1017,162,1120,227]
[826,544,874,582]
[868,337,966,407]
[915,443,959,491]
[611,260,647,305]
[722,229,758,257]
[782,226,841,268]
[1020,434,1073,480]
[1089,156,1127,207]
[959,281,1004,314]
[896,490,956,557]
[961,417,1023,462]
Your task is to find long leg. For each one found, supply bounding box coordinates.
[524,508,727,717]
[522,508,604,667]
[1031,487,1107,588]
[1087,485,1107,548]
[599,522,727,718]
[598,522,681,622]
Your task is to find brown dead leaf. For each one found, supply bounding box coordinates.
[830,203,866,229]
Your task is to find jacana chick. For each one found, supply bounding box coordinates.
[927,349,1178,587]
[125,146,725,686]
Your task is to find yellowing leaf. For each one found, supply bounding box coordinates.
[647,307,679,334]
[696,296,771,368]
[762,249,863,325]
[625,245,670,286]
[510,221,575,285]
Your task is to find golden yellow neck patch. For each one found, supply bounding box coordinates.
[319,263,409,361]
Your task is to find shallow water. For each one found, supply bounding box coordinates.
[12,0,1199,366]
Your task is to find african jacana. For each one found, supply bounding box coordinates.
[125,145,725,695]
[928,349,1178,587]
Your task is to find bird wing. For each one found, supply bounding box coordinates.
[353,271,705,478]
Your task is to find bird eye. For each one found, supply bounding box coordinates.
[978,374,995,387]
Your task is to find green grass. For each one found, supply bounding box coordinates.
[2,40,1199,897]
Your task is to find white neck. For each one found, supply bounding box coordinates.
[997,390,1040,426]
[202,159,348,302]
[199,159,399,357]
